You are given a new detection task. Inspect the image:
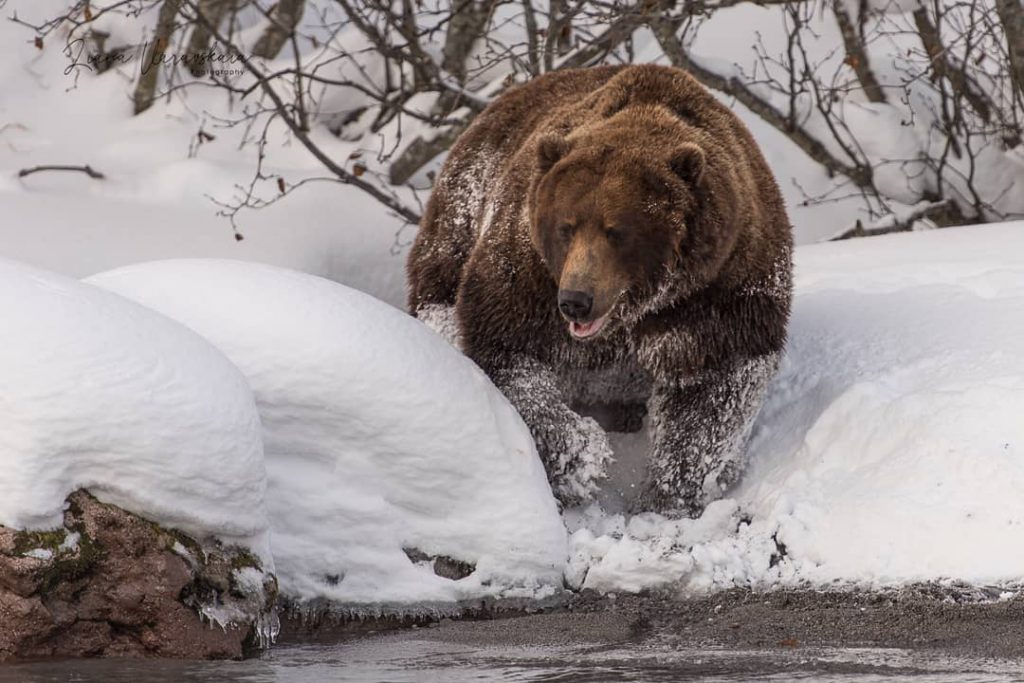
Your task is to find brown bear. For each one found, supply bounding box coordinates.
[407,64,792,516]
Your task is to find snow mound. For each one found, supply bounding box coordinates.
[570,222,1024,592]
[88,260,567,604]
[0,258,269,560]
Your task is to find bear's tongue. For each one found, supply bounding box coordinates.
[569,313,609,339]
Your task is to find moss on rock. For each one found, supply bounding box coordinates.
[0,490,277,662]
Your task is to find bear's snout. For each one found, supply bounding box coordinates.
[558,289,593,321]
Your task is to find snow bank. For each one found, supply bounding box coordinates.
[0,258,270,561]
[570,222,1024,593]
[88,260,567,604]
[0,8,409,308]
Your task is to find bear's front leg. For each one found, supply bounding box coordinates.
[643,353,780,516]
[490,355,613,505]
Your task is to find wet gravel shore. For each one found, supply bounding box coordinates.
[283,584,1024,659]
[476,586,1024,659]
[3,586,1022,682]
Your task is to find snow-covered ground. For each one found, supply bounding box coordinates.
[0,258,272,564]
[569,222,1024,593]
[53,220,1024,600]
[88,260,567,604]
[4,221,1023,601]
[2,2,1023,606]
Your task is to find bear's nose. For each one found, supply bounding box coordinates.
[558,289,593,321]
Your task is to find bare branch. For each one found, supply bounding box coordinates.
[996,0,1024,102]
[17,164,106,180]
[133,0,182,115]
[913,7,993,123]
[389,121,469,186]
[252,0,306,60]
[650,14,874,188]
[434,0,499,114]
[557,9,645,69]
[833,0,886,103]
[179,0,421,224]
[828,199,963,240]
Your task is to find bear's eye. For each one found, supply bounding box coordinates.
[557,223,575,240]
[605,227,626,244]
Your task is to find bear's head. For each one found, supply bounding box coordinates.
[528,107,710,341]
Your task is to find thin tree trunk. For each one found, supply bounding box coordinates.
[833,0,886,103]
[389,123,469,185]
[913,8,992,123]
[996,0,1024,103]
[133,0,182,114]
[185,0,236,76]
[433,0,498,114]
[543,0,571,72]
[521,0,541,76]
[252,0,305,59]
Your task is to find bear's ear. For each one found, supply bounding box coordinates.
[668,143,706,185]
[537,133,571,174]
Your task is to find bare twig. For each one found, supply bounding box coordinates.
[828,199,958,240]
[18,164,106,180]
[913,7,993,123]
[179,0,421,224]
[651,14,874,188]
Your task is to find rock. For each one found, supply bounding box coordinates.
[403,548,476,581]
[0,491,277,662]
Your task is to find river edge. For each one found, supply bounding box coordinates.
[279,584,1024,660]
[2,585,1022,682]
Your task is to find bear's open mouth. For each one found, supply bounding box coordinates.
[568,311,611,340]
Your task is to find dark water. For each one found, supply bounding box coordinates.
[2,637,1022,682]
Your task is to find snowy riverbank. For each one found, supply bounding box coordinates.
[3,222,1022,612]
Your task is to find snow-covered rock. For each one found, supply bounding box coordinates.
[0,258,270,561]
[88,260,568,604]
[0,491,278,662]
[570,222,1024,592]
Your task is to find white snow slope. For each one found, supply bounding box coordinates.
[88,260,567,604]
[569,222,1024,594]
[0,258,271,562]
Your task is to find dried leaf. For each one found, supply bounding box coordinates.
[276,177,286,194]
[84,5,93,21]
[34,36,43,50]
[234,232,245,242]
[348,150,363,160]
[352,162,366,177]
